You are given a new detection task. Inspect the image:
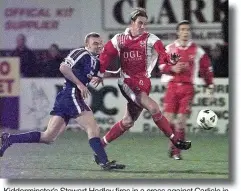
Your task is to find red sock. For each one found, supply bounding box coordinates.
[101,120,126,147]
[169,124,176,149]
[172,127,185,155]
[152,112,176,142]
[176,128,185,141]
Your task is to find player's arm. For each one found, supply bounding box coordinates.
[200,53,214,92]
[156,42,180,75]
[59,51,90,98]
[197,47,214,95]
[198,48,214,86]
[91,36,119,87]
[59,64,83,86]
[97,35,119,78]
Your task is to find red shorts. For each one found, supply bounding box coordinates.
[163,82,194,114]
[118,77,151,106]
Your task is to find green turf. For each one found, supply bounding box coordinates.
[0,131,229,179]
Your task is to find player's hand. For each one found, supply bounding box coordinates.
[90,76,104,88]
[77,83,90,99]
[170,53,181,64]
[171,62,183,73]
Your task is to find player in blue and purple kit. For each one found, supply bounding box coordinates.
[0,32,125,170]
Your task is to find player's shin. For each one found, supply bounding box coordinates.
[8,131,41,144]
[152,113,191,150]
[89,137,108,164]
[152,112,177,142]
[175,124,185,141]
[102,120,126,146]
[169,123,176,148]
[171,122,186,156]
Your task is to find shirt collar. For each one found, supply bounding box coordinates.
[174,40,193,48]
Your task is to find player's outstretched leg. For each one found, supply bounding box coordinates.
[0,116,67,157]
[0,131,41,157]
[137,93,191,151]
[152,112,191,151]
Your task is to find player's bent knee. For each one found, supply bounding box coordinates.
[40,132,57,144]
[148,103,160,115]
[41,137,56,144]
[122,118,134,130]
[125,122,134,130]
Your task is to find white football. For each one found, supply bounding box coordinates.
[196,109,218,130]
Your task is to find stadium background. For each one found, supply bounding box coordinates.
[0,0,229,179]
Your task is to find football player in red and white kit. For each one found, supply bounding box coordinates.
[91,8,191,163]
[159,20,214,160]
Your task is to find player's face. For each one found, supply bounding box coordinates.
[131,16,147,36]
[177,24,191,41]
[86,37,103,55]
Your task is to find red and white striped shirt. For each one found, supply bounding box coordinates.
[99,28,171,79]
[159,40,213,85]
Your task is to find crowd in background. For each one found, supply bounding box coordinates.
[0,32,228,78]
[0,34,65,78]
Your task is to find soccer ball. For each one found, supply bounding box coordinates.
[196,109,218,130]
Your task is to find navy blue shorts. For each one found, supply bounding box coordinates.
[50,87,91,124]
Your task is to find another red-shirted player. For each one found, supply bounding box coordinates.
[159,20,214,160]
[91,8,191,164]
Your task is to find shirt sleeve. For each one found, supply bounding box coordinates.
[98,35,119,77]
[155,42,174,74]
[199,53,214,86]
[62,49,89,68]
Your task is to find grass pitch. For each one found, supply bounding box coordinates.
[0,131,229,179]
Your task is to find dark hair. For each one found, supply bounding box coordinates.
[17,33,26,41]
[130,7,148,21]
[50,43,60,51]
[176,20,190,30]
[84,32,100,43]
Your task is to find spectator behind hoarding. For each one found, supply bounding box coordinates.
[210,44,228,77]
[11,34,37,77]
[42,44,64,77]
